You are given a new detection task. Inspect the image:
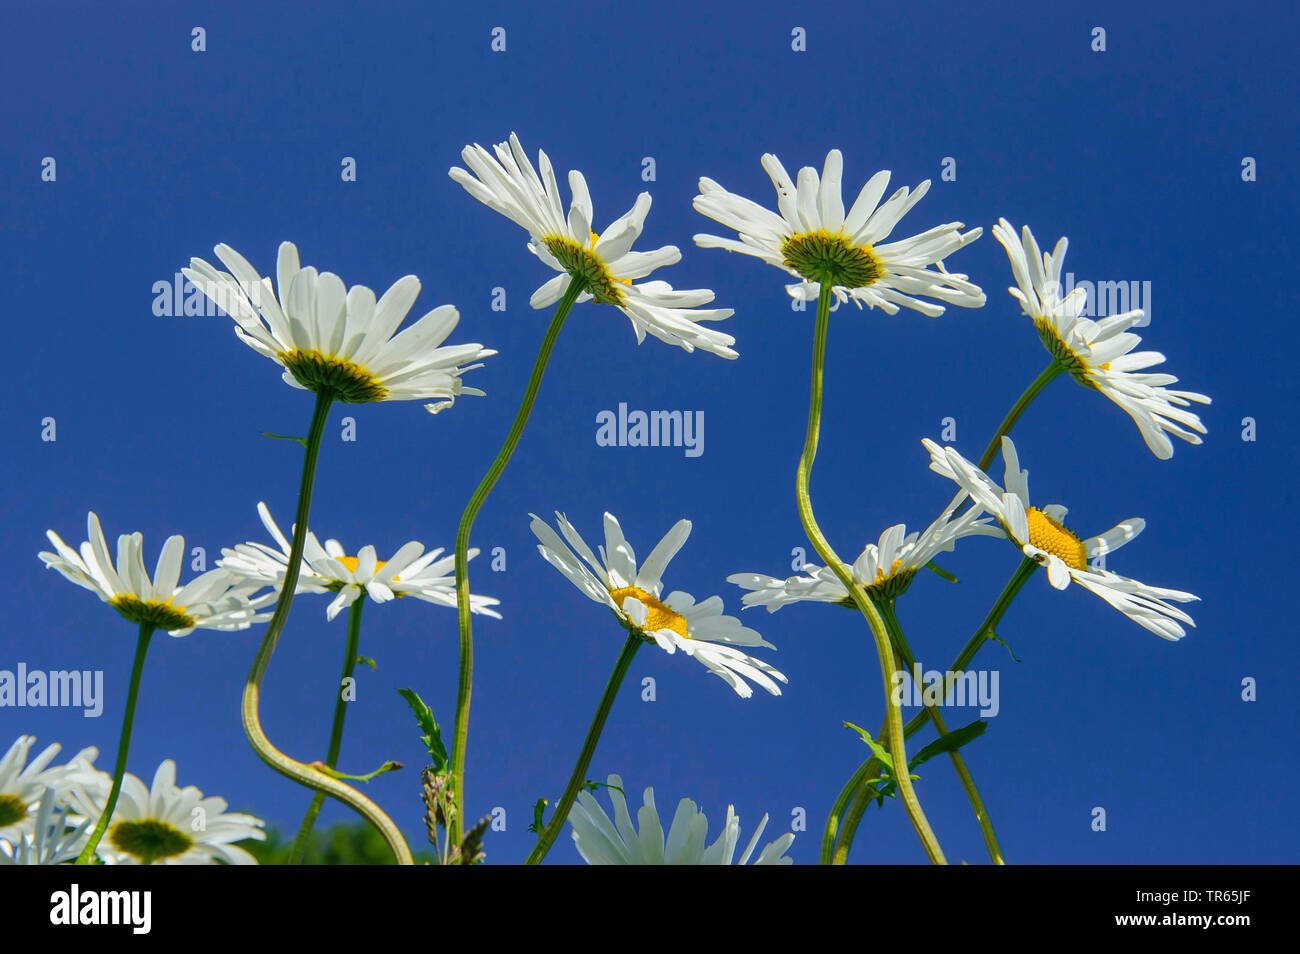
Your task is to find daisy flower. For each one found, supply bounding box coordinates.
[693,148,985,315]
[992,219,1211,459]
[183,242,495,414]
[451,133,739,358]
[39,512,275,636]
[729,492,1002,611]
[568,774,794,865]
[0,735,104,843]
[529,512,786,698]
[0,787,95,866]
[218,502,502,621]
[925,436,1198,640]
[69,760,265,865]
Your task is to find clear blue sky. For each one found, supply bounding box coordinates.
[2,0,1295,864]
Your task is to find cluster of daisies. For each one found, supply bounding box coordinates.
[1,735,264,865]
[27,131,1210,864]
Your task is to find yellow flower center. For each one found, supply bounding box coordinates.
[542,234,628,306]
[110,594,196,631]
[0,793,28,827]
[1026,507,1087,570]
[108,818,194,864]
[608,586,689,639]
[781,230,884,288]
[278,348,388,403]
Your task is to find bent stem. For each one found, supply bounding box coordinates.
[977,360,1062,470]
[879,600,1005,864]
[525,630,642,865]
[289,595,366,864]
[832,557,1038,863]
[75,622,154,864]
[449,278,585,848]
[243,390,412,865]
[797,283,946,865]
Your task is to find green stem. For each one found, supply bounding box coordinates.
[879,600,1005,864]
[450,278,585,848]
[977,360,1062,470]
[525,631,642,865]
[242,390,413,865]
[797,283,946,865]
[833,558,1038,862]
[75,622,153,864]
[289,595,366,864]
[820,756,873,865]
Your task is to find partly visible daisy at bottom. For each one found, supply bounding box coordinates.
[529,511,786,698]
[925,436,1199,640]
[68,760,265,865]
[568,774,794,865]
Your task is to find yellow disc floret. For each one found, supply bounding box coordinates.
[608,586,689,639]
[108,818,194,864]
[1025,507,1087,570]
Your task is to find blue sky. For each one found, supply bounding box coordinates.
[2,0,1296,864]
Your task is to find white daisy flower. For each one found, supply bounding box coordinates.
[218,502,502,622]
[529,511,787,698]
[925,436,1199,640]
[728,492,1003,611]
[992,219,1211,459]
[451,133,739,358]
[0,787,95,866]
[568,774,794,865]
[183,241,495,414]
[69,760,265,865]
[693,148,985,315]
[0,736,104,843]
[39,512,274,636]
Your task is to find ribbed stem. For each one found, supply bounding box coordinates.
[288,595,366,864]
[242,390,412,864]
[449,278,585,848]
[75,622,153,864]
[797,283,945,865]
[524,631,642,864]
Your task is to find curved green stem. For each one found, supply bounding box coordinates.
[820,756,873,865]
[525,630,642,865]
[977,360,1062,470]
[449,278,585,848]
[75,622,153,864]
[879,600,1005,864]
[289,595,366,864]
[242,390,412,865]
[833,558,1038,862]
[797,283,946,865]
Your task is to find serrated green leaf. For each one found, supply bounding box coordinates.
[527,797,548,834]
[397,688,449,773]
[356,655,377,671]
[844,721,895,771]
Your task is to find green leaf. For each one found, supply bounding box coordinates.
[844,721,895,772]
[907,720,988,771]
[397,688,449,773]
[924,560,959,584]
[356,655,377,671]
[261,431,308,447]
[527,797,548,834]
[987,631,1023,662]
